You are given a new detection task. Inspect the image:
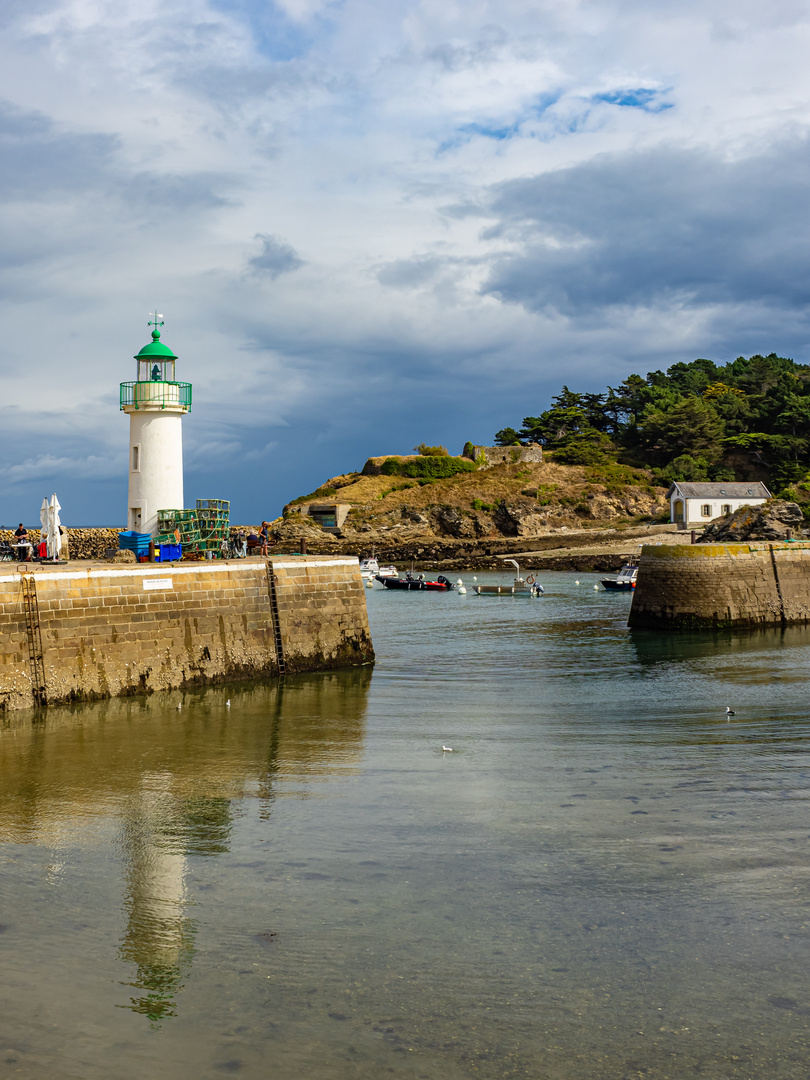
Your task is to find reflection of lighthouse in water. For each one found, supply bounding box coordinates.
[118,773,232,1022]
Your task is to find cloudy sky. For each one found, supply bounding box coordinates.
[1,0,809,524]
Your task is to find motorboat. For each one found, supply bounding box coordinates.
[359,556,398,579]
[600,564,638,591]
[423,575,455,591]
[377,570,426,590]
[473,559,544,597]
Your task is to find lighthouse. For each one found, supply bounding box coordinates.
[120,315,192,535]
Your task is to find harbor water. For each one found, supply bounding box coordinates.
[2,570,810,1078]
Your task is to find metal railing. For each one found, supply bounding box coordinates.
[119,381,192,411]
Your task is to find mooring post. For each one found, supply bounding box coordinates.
[690,530,696,544]
[300,538,307,555]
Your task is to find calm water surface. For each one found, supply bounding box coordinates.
[2,571,810,1079]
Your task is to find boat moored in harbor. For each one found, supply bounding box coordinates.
[473,560,544,597]
[376,570,426,590]
[359,556,398,579]
[424,575,455,591]
[600,564,638,591]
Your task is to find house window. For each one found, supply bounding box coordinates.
[702,504,712,517]
[132,445,140,472]
[721,504,731,515]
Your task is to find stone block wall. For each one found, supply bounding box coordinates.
[0,556,373,712]
[628,542,810,630]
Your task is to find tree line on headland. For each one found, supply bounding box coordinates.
[494,353,810,499]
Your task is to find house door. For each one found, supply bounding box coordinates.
[673,499,684,523]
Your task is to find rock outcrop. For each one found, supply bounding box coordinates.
[492,501,549,536]
[698,500,805,543]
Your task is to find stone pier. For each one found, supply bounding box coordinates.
[628,542,810,630]
[0,556,374,711]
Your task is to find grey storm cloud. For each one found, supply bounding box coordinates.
[248,234,304,278]
[0,99,233,214]
[475,140,810,316]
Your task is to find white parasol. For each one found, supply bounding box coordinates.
[39,498,49,556]
[46,493,62,561]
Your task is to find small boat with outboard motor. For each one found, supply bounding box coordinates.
[600,563,638,591]
[377,570,426,590]
[473,560,544,597]
[423,575,455,591]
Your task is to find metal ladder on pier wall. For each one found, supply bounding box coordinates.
[265,563,286,676]
[21,574,47,706]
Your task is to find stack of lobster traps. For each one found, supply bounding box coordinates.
[155,508,201,555]
[154,500,230,558]
[195,499,230,555]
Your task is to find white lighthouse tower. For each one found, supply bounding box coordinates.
[120,315,192,535]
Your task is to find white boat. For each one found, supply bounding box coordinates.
[600,564,638,591]
[359,557,398,579]
[473,559,544,597]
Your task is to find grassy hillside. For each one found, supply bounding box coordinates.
[282,456,669,540]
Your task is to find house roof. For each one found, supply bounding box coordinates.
[667,482,770,499]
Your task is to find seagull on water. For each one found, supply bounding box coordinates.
[442,745,454,752]
[726,707,736,717]
[176,703,182,711]
[226,699,231,708]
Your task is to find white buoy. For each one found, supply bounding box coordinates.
[594,584,599,590]
[456,578,467,594]
[365,577,374,588]
[575,580,580,585]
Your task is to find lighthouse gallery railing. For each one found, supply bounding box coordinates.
[119,382,192,411]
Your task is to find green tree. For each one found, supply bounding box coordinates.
[494,427,522,446]
[638,396,725,466]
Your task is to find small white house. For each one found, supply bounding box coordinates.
[668,481,771,528]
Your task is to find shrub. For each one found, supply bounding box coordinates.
[553,441,612,466]
[471,498,493,511]
[462,441,476,459]
[381,455,477,480]
[414,443,449,457]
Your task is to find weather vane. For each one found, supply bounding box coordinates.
[148,311,164,333]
